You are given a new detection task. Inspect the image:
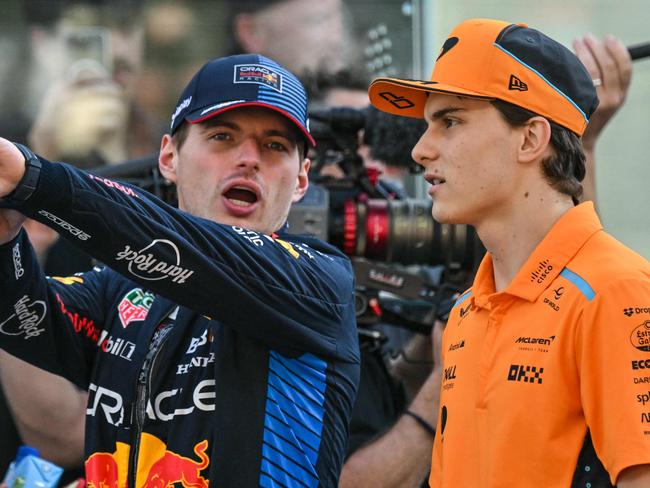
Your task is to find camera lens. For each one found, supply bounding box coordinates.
[341,198,477,268]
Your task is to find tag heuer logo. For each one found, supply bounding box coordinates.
[509,75,528,91]
[118,288,155,328]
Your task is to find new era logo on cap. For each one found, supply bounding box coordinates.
[509,75,528,91]
[169,54,314,146]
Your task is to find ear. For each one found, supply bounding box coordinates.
[292,158,311,203]
[518,116,552,164]
[233,13,264,52]
[158,134,179,184]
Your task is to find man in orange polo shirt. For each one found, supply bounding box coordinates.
[368,18,650,487]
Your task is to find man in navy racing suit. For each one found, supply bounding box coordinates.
[0,54,359,488]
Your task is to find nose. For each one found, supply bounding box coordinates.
[236,137,262,172]
[411,126,438,169]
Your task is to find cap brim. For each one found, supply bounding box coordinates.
[369,77,494,118]
[185,101,316,147]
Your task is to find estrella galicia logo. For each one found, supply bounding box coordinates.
[507,364,544,384]
[115,240,194,284]
[436,37,459,61]
[379,92,415,110]
[0,295,46,340]
[630,320,650,352]
[234,64,282,92]
[508,75,528,91]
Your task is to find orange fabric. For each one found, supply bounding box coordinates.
[429,202,650,487]
[369,18,589,135]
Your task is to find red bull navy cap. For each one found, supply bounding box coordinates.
[170,53,315,146]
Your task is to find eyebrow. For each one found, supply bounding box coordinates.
[428,107,466,121]
[199,119,298,144]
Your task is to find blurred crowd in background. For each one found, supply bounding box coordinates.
[0,0,648,257]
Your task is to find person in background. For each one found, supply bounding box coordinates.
[225,0,353,78]
[20,0,165,279]
[22,0,162,165]
[369,18,649,487]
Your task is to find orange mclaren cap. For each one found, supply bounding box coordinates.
[369,18,599,136]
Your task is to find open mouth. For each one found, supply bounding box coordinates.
[223,186,259,207]
[425,174,446,186]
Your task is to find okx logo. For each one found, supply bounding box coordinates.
[507,364,544,384]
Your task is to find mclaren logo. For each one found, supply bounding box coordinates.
[516,335,555,346]
[379,92,415,110]
[509,75,528,91]
[437,37,459,61]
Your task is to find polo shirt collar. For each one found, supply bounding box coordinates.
[471,202,603,306]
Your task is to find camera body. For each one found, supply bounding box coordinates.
[62,26,112,80]
[288,106,483,332]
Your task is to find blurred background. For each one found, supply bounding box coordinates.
[0,0,648,258]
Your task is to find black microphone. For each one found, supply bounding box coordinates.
[628,42,650,61]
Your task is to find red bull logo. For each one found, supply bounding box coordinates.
[84,436,210,488]
[85,442,129,488]
[142,439,209,487]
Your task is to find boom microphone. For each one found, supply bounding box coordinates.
[628,42,650,61]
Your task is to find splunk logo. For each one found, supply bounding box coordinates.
[0,295,46,340]
[530,260,553,284]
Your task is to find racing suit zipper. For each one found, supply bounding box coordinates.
[127,308,176,487]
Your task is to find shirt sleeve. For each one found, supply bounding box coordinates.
[0,157,356,360]
[0,229,110,388]
[576,277,650,484]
